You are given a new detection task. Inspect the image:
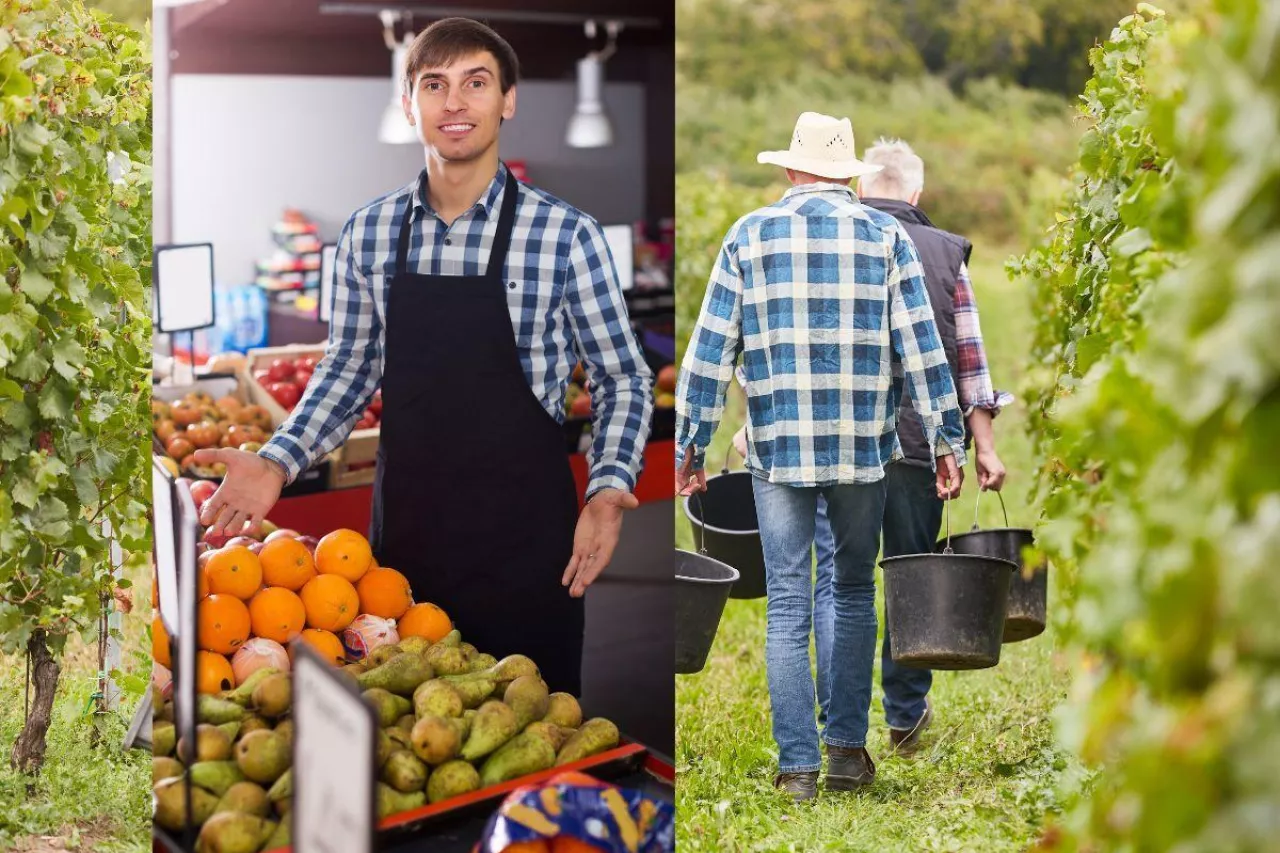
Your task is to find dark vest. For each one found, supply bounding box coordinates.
[862,197,971,466]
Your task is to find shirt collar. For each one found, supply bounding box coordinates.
[412,161,510,221]
[782,181,856,201]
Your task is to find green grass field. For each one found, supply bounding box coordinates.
[0,574,150,852]
[675,242,1081,851]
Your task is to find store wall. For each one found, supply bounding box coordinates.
[171,75,646,284]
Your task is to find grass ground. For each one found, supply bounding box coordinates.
[0,566,151,852]
[675,242,1080,851]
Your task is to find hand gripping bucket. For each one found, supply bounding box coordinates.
[937,490,1044,642]
[881,491,1017,670]
[680,448,766,599]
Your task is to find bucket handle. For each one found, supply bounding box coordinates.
[721,439,742,475]
[941,478,954,555]
[692,491,708,555]
[972,487,1010,532]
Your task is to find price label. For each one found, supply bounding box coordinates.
[292,643,378,853]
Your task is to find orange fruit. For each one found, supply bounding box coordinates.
[248,586,307,644]
[299,574,360,632]
[292,628,346,667]
[259,538,317,591]
[197,650,236,694]
[356,567,414,620]
[205,547,264,600]
[502,843,549,853]
[314,529,373,583]
[153,613,171,670]
[198,594,251,655]
[197,561,210,599]
[397,602,452,643]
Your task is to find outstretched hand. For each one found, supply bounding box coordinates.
[192,448,287,538]
[561,488,639,598]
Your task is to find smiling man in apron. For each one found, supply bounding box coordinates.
[194,18,654,695]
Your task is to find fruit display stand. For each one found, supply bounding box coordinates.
[151,475,672,853]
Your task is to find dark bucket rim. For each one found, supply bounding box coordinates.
[675,548,742,585]
[680,471,761,537]
[880,552,1020,572]
[946,527,1036,538]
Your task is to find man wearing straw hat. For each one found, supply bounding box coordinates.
[734,138,1015,758]
[675,112,967,801]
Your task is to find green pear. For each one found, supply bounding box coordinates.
[264,818,290,850]
[504,676,550,730]
[413,680,463,719]
[479,731,557,786]
[424,644,471,676]
[543,693,583,729]
[427,760,481,804]
[216,721,242,743]
[435,629,462,648]
[555,718,620,765]
[364,687,412,728]
[267,768,292,803]
[366,643,401,669]
[522,721,572,752]
[458,700,519,762]
[376,783,426,819]
[381,749,428,793]
[154,756,184,785]
[197,695,246,725]
[250,673,291,718]
[443,654,538,686]
[196,810,274,853]
[189,761,247,796]
[214,781,270,817]
[398,636,431,656]
[356,653,434,696]
[179,723,233,764]
[453,678,496,709]
[468,653,498,673]
[234,729,291,785]
[410,715,463,765]
[153,722,176,757]
[224,668,280,707]
[154,777,219,831]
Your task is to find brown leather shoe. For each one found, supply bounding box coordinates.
[888,699,933,756]
[824,746,876,791]
[774,771,818,802]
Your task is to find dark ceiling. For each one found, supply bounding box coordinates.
[169,0,674,81]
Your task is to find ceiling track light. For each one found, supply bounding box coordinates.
[378,9,418,145]
[566,20,622,150]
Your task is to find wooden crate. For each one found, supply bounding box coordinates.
[327,426,380,490]
[242,343,382,490]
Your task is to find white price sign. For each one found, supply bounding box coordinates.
[291,644,378,853]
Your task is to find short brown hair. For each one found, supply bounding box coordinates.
[402,18,520,95]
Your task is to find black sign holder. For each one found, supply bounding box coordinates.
[318,242,337,325]
[152,459,202,852]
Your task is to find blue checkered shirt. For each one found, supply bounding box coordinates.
[675,182,966,485]
[261,162,653,498]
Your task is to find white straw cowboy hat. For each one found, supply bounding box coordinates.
[757,112,884,180]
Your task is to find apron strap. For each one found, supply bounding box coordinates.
[393,166,521,280]
[485,168,520,278]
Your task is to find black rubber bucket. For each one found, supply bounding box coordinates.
[940,490,1044,642]
[882,498,1016,670]
[675,549,739,674]
[682,466,766,600]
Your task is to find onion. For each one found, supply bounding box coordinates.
[231,637,291,683]
[342,614,400,662]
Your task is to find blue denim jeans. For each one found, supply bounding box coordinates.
[752,474,887,772]
[815,462,942,732]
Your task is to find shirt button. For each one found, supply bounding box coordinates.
[508,282,517,290]
[444,238,452,246]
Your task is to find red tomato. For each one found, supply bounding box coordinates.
[267,381,302,411]
[296,356,320,372]
[266,359,296,383]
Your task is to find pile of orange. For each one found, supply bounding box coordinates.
[169,526,453,694]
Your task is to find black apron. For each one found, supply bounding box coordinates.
[369,169,584,694]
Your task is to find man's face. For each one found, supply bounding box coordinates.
[403,50,516,163]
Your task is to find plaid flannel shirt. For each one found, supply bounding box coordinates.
[675,182,966,486]
[261,162,653,498]
[954,263,1015,415]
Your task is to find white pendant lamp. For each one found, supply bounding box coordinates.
[566,20,622,149]
[378,10,418,145]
